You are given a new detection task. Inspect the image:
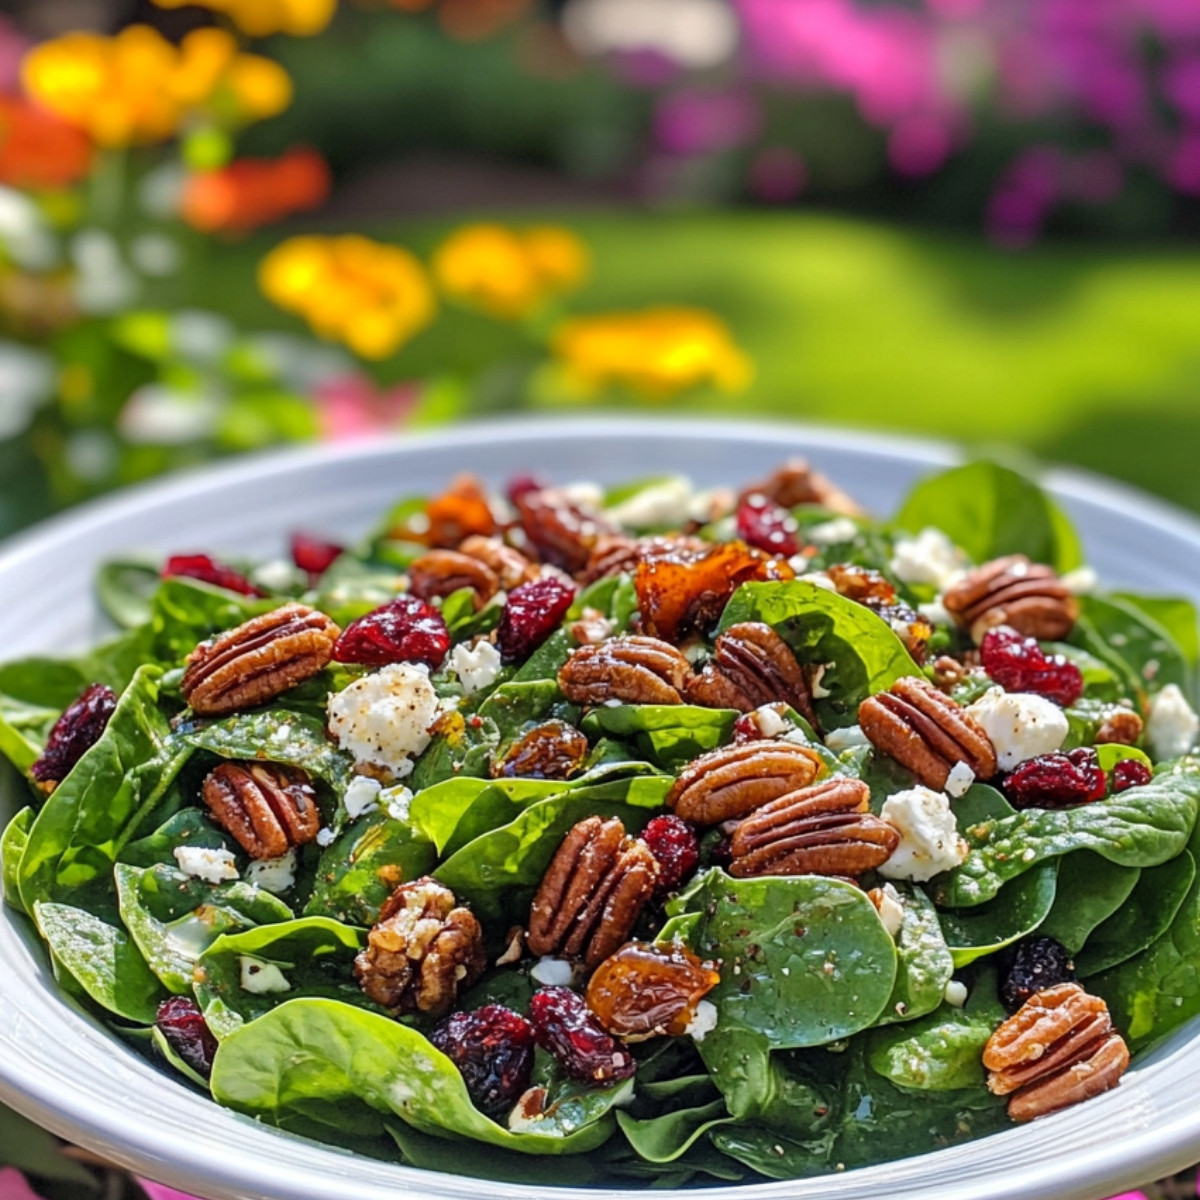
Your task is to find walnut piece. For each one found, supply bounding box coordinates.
[943,555,1078,643]
[729,777,900,880]
[202,761,320,860]
[859,676,997,790]
[527,816,658,971]
[354,877,486,1016]
[180,603,340,716]
[558,635,691,706]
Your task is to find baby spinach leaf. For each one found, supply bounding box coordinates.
[0,696,59,774]
[616,1100,730,1164]
[1077,851,1195,977]
[409,776,555,854]
[118,807,226,868]
[95,557,161,629]
[33,900,165,1024]
[875,883,954,1025]
[195,916,373,1037]
[510,631,573,684]
[1063,697,1145,752]
[1036,852,1140,954]
[410,713,499,790]
[936,862,1058,967]
[477,679,571,742]
[149,578,276,666]
[718,581,921,729]
[581,705,736,771]
[150,1026,210,1090]
[892,461,1082,573]
[1112,592,1200,669]
[2,806,32,912]
[934,767,1200,907]
[1070,595,1189,700]
[708,1128,829,1181]
[1096,744,1153,773]
[210,997,618,1153]
[19,667,190,911]
[867,1002,998,1092]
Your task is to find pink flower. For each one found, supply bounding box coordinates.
[312,372,420,441]
[137,1182,205,1200]
[0,1169,47,1200]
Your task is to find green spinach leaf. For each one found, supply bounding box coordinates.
[936,862,1058,967]
[875,882,954,1025]
[95,557,161,629]
[581,705,736,771]
[2,806,32,911]
[1036,852,1140,954]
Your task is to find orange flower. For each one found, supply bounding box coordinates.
[181,148,330,234]
[152,0,337,38]
[0,95,92,189]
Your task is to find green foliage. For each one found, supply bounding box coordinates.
[580,705,736,771]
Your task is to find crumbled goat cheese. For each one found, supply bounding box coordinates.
[878,786,968,882]
[825,725,871,753]
[245,848,297,894]
[253,558,303,592]
[890,527,966,590]
[343,775,383,820]
[173,845,238,885]
[806,517,859,545]
[530,957,576,986]
[791,569,837,591]
[1059,566,1098,595]
[1147,684,1200,760]
[316,826,335,847]
[239,956,292,995]
[750,704,790,739]
[810,663,834,699]
[945,761,976,799]
[448,639,503,697]
[966,686,1069,771]
[873,883,905,938]
[943,980,969,1008]
[604,476,695,529]
[685,1000,719,1043]
[560,481,605,511]
[918,597,953,628]
[383,785,414,821]
[327,662,439,774]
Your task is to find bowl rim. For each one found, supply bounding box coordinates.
[2,413,1200,1200]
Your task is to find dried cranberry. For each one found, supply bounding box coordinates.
[162,553,263,597]
[430,1005,535,1120]
[1112,758,1153,793]
[735,496,800,558]
[979,628,1083,707]
[731,712,761,743]
[290,532,344,579]
[333,595,450,668]
[496,576,576,664]
[640,815,700,895]
[506,474,546,505]
[30,683,117,786]
[155,997,219,1077]
[1002,747,1107,810]
[529,986,636,1084]
[999,936,1075,1014]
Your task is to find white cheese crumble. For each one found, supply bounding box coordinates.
[327,662,439,775]
[792,569,837,592]
[806,517,859,545]
[966,687,1069,771]
[872,883,905,938]
[825,724,871,753]
[530,957,576,986]
[448,639,503,697]
[1059,566,1098,595]
[604,476,694,529]
[918,597,953,628]
[685,1000,719,1043]
[245,848,297,894]
[1147,684,1200,760]
[239,956,292,995]
[943,980,969,1008]
[561,481,605,511]
[890,527,966,590]
[253,557,303,592]
[944,760,976,799]
[173,845,238,885]
[750,703,790,739]
[810,663,834,699]
[878,786,968,882]
[383,785,414,821]
[316,826,335,847]
[343,775,383,820]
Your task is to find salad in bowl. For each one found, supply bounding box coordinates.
[1,454,1198,1188]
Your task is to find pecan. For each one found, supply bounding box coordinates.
[492,720,590,780]
[582,534,709,585]
[409,549,500,609]
[1095,707,1145,746]
[527,816,659,971]
[931,655,970,693]
[686,622,818,728]
[558,636,691,705]
[515,488,615,574]
[181,603,340,716]
[729,777,899,879]
[737,458,863,517]
[459,534,539,590]
[354,877,486,1016]
[666,740,825,825]
[943,556,1078,643]
[859,676,997,790]
[202,761,320,859]
[983,983,1130,1122]
[424,474,498,548]
[826,564,896,606]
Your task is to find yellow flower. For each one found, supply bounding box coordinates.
[259,235,436,359]
[432,223,589,319]
[151,0,337,38]
[551,308,753,398]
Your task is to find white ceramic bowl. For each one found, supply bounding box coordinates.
[2,417,1199,1200]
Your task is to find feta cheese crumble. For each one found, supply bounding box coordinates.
[604,476,695,529]
[316,826,335,847]
[173,845,238,884]
[327,662,439,775]
[685,999,719,1043]
[806,517,859,545]
[878,786,968,882]
[943,980,968,1008]
[530,957,575,986]
[825,724,871,753]
[872,882,905,938]
[1147,684,1199,759]
[245,848,297,894]
[239,956,292,995]
[944,760,976,799]
[448,638,503,697]
[966,686,1069,771]
[890,527,965,590]
[343,775,383,820]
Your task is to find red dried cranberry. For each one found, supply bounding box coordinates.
[979,628,1083,707]
[1112,758,1153,793]
[640,815,700,895]
[528,987,636,1084]
[496,576,576,664]
[162,553,263,597]
[506,474,546,505]
[731,712,760,743]
[1002,747,1107,810]
[735,496,799,558]
[155,997,219,1077]
[333,595,450,668]
[30,684,117,786]
[430,1005,535,1120]
[290,532,344,579]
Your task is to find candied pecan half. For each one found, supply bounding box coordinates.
[736,458,863,517]
[983,982,1130,1122]
[458,535,539,590]
[515,487,614,574]
[558,636,691,706]
[729,777,899,880]
[582,534,710,585]
[686,622,818,728]
[409,549,500,610]
[181,603,340,716]
[492,720,590,780]
[527,816,659,971]
[425,474,498,548]
[859,676,997,790]
[666,740,825,825]
[943,556,1078,643]
[826,564,896,606]
[355,877,486,1016]
[1095,707,1145,746]
[202,761,320,860]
